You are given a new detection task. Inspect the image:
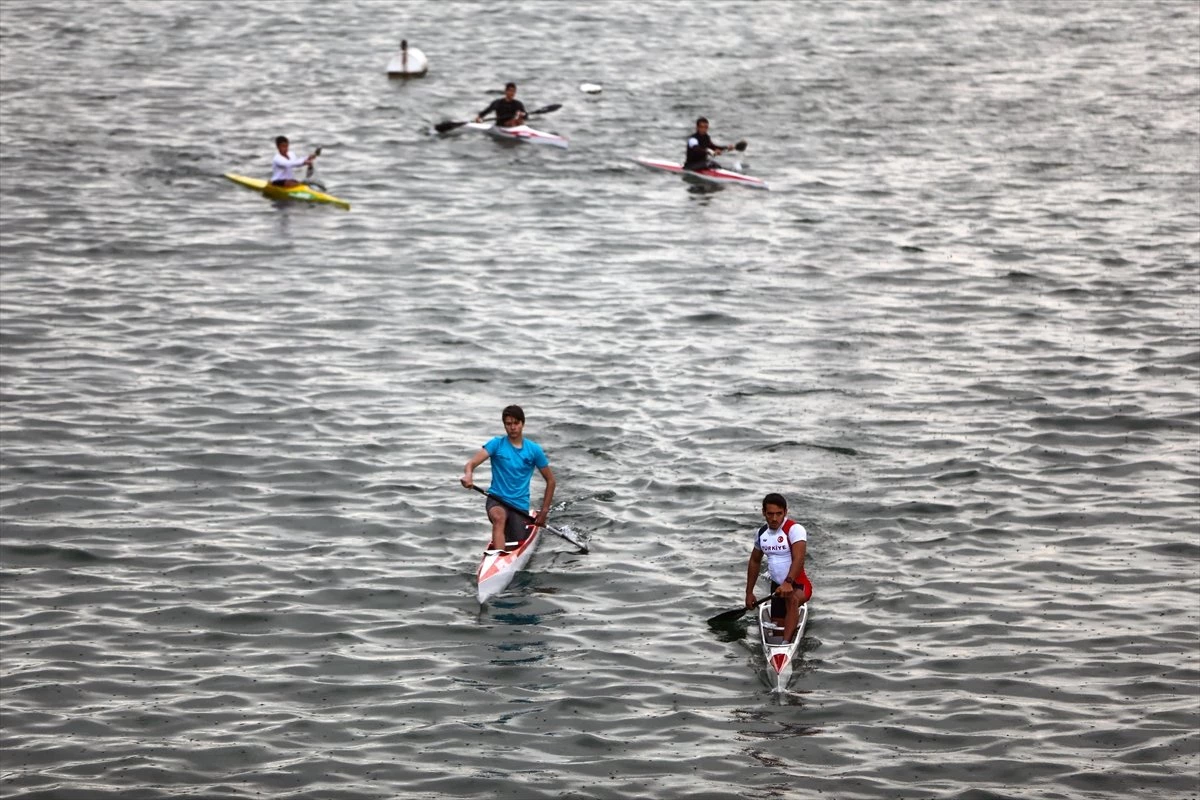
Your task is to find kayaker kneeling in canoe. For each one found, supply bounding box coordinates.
[744,493,812,644]
[461,405,556,554]
[476,82,528,128]
[270,135,317,188]
[684,117,736,171]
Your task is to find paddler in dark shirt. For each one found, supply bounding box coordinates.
[476,82,527,127]
[684,117,734,170]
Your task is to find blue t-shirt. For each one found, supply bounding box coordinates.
[483,436,549,510]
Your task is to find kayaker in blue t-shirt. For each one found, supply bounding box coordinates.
[461,405,556,553]
[476,82,528,127]
[684,117,735,170]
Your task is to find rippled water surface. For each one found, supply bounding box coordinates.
[2,1,1198,798]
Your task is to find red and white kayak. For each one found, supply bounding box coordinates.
[464,122,569,150]
[633,157,769,190]
[758,600,809,691]
[476,523,541,604]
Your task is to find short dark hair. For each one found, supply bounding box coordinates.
[696,117,709,126]
[501,405,525,423]
[505,82,517,90]
[275,135,288,146]
[762,492,787,510]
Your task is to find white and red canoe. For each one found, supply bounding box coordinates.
[758,599,809,691]
[476,524,541,604]
[464,122,569,149]
[633,157,769,190]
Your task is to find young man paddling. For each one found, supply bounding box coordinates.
[270,135,317,188]
[476,82,527,127]
[684,117,735,171]
[744,493,812,643]
[461,405,556,553]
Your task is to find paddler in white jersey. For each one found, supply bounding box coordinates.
[270,135,317,188]
[460,405,556,554]
[744,493,812,643]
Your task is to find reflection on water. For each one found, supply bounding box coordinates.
[0,1,1196,798]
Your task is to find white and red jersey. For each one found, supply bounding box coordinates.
[754,518,807,585]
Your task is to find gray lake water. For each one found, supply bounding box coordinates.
[1,1,1198,798]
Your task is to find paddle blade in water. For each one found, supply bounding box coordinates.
[554,523,589,554]
[706,606,749,626]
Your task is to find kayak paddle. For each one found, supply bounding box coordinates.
[466,483,588,554]
[706,593,775,626]
[435,103,563,134]
[304,146,325,190]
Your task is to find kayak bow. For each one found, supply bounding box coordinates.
[758,600,809,691]
[476,523,541,604]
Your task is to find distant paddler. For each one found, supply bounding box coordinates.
[685,117,738,171]
[270,135,319,188]
[476,82,527,128]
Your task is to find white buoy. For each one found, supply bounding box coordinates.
[579,82,602,94]
[387,41,428,77]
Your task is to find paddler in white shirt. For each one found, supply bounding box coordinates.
[744,493,812,643]
[270,135,317,188]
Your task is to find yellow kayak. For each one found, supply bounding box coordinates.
[223,173,351,211]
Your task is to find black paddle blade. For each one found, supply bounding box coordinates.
[733,140,748,152]
[707,593,773,627]
[706,606,749,626]
[434,120,469,134]
[530,103,562,116]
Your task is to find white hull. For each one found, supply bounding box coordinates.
[464,122,569,149]
[386,47,428,77]
[633,157,768,190]
[758,600,809,691]
[476,524,541,604]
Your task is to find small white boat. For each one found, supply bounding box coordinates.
[633,157,768,190]
[386,44,427,77]
[464,121,569,150]
[476,524,541,604]
[758,600,809,691]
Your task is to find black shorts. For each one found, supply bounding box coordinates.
[486,498,533,545]
[769,576,812,618]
